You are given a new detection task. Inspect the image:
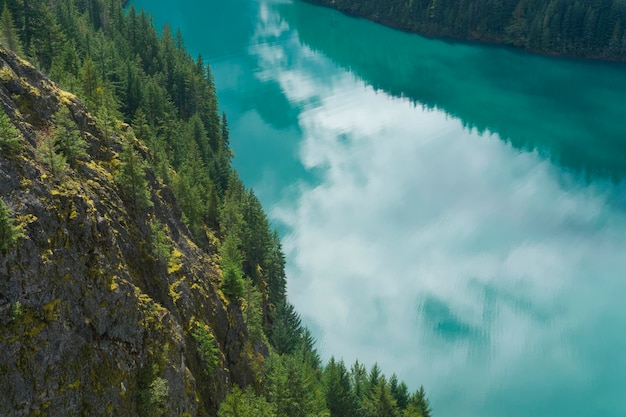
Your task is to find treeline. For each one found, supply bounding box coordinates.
[0,0,432,415]
[304,0,626,61]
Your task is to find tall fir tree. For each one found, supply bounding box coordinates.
[0,2,23,55]
[117,137,153,211]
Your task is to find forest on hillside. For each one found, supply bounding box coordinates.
[304,0,626,61]
[0,0,433,415]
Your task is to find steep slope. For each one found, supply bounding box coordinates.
[0,47,262,417]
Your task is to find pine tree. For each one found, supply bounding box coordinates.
[222,262,245,299]
[81,56,100,104]
[362,380,397,417]
[53,107,87,167]
[409,386,432,417]
[0,197,23,252]
[243,277,266,344]
[267,352,329,417]
[0,108,22,153]
[390,375,410,410]
[36,129,67,176]
[269,300,302,355]
[0,2,23,56]
[324,358,359,417]
[150,219,170,263]
[117,137,153,211]
[220,232,245,299]
[351,360,368,404]
[265,230,287,308]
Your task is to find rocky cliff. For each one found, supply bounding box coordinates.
[0,47,262,417]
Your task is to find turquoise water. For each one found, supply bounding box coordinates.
[133,0,626,416]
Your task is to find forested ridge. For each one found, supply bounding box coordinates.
[0,0,432,415]
[303,0,626,61]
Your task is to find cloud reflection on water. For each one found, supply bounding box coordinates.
[251,2,626,417]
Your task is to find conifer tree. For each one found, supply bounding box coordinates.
[362,381,397,417]
[243,277,266,344]
[269,300,303,355]
[117,137,153,211]
[0,2,23,56]
[265,230,287,308]
[53,107,87,167]
[266,352,329,417]
[324,358,359,417]
[220,232,245,299]
[81,56,100,105]
[0,108,22,153]
[218,386,276,417]
[390,374,410,410]
[409,386,432,417]
[150,219,170,263]
[36,129,67,176]
[350,360,368,404]
[0,197,23,252]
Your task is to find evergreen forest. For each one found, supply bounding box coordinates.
[0,0,432,415]
[304,0,626,61]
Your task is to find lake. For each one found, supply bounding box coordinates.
[132,0,626,415]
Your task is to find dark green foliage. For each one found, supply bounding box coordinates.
[306,0,626,61]
[0,2,23,55]
[149,219,170,263]
[80,57,100,105]
[350,359,369,406]
[409,386,432,417]
[0,108,22,153]
[362,380,397,417]
[53,107,86,167]
[368,363,382,390]
[222,262,245,299]
[241,190,271,282]
[117,138,153,211]
[36,130,67,176]
[324,358,359,417]
[390,374,410,410]
[138,364,169,417]
[95,86,122,145]
[220,233,245,299]
[269,300,302,355]
[4,1,434,415]
[192,325,219,375]
[266,351,329,417]
[243,277,266,344]
[266,230,287,309]
[218,386,276,417]
[0,197,23,252]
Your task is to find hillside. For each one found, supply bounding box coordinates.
[0,46,262,417]
[303,0,626,61]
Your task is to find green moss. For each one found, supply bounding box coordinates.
[59,379,81,394]
[42,299,61,322]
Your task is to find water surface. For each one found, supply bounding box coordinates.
[132,0,626,416]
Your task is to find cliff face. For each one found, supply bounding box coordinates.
[0,47,261,417]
